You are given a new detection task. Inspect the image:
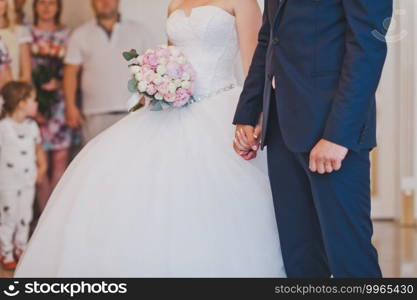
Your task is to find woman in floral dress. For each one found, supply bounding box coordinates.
[29,0,80,214]
[0,38,12,88]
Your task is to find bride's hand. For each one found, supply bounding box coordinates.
[233,143,258,160]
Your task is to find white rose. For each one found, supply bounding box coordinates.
[168,83,177,94]
[153,74,163,85]
[137,81,148,93]
[156,65,167,75]
[135,72,144,81]
[174,79,182,87]
[144,70,156,82]
[155,93,163,100]
[181,80,191,89]
[169,46,181,57]
[176,56,186,64]
[158,57,168,65]
[145,49,154,54]
[137,55,144,65]
[130,65,141,74]
[181,73,191,81]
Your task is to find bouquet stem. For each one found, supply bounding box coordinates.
[128,102,145,113]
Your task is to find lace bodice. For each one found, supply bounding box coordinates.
[167,6,239,97]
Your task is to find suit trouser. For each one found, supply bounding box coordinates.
[0,187,35,256]
[265,98,382,278]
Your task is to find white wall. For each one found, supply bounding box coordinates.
[120,0,171,45]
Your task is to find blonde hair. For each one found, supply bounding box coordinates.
[1,0,17,31]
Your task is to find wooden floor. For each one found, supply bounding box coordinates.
[1,221,416,278]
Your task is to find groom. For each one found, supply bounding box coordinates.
[233,0,393,278]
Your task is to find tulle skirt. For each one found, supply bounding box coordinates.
[15,86,286,277]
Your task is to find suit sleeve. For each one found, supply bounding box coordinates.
[322,0,393,150]
[233,0,270,126]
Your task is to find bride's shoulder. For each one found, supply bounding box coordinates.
[230,0,262,18]
[219,0,260,17]
[168,0,183,14]
[230,0,260,10]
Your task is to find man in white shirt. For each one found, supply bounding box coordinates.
[64,0,151,143]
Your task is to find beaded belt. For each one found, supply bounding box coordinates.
[189,84,236,104]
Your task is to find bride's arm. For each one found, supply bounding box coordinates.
[234,0,263,140]
[234,0,262,77]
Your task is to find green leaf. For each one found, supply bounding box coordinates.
[150,101,163,111]
[122,49,139,61]
[161,102,170,110]
[128,78,138,93]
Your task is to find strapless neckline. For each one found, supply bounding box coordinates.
[169,5,235,20]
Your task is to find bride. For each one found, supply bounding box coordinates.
[15,0,286,277]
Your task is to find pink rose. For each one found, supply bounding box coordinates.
[174,88,191,107]
[166,62,182,79]
[143,70,156,83]
[146,84,157,95]
[182,63,196,81]
[143,53,158,69]
[155,47,170,58]
[140,64,152,74]
[165,92,176,103]
[156,82,169,95]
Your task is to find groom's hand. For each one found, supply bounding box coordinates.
[233,125,261,160]
[309,139,348,174]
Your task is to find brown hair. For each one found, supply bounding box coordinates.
[33,0,62,26]
[0,81,35,119]
[13,0,26,24]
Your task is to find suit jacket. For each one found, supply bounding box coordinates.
[233,0,393,152]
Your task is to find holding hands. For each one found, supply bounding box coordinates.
[233,124,261,161]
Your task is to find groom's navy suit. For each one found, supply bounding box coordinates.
[234,0,392,277]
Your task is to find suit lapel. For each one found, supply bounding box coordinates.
[272,0,287,26]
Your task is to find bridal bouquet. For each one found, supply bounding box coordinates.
[31,39,66,118]
[123,46,196,112]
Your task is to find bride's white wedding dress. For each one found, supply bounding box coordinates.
[15,6,286,277]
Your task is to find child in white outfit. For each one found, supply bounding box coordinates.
[0,81,47,270]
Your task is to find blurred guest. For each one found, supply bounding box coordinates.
[29,0,81,213]
[64,0,151,143]
[0,38,12,87]
[0,0,31,81]
[14,0,26,24]
[0,81,47,270]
